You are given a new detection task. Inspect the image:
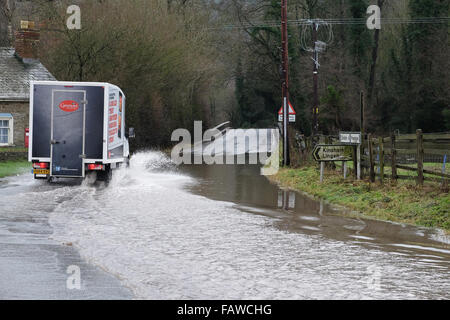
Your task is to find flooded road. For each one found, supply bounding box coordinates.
[0,151,449,299]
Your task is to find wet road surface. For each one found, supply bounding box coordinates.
[0,151,449,299]
[0,177,133,299]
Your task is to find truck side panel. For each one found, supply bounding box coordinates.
[106,87,125,161]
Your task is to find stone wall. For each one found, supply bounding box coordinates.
[0,101,29,147]
[0,150,27,162]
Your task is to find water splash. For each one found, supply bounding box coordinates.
[107,150,192,190]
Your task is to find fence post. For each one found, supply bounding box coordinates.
[416,129,424,186]
[368,134,375,183]
[360,135,364,179]
[391,133,398,180]
[379,137,384,183]
[361,133,367,179]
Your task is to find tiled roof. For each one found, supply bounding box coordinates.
[0,47,56,101]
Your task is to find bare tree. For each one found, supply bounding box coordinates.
[0,0,14,46]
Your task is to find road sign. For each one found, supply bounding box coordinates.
[339,132,362,145]
[339,132,362,180]
[278,102,296,122]
[313,144,354,162]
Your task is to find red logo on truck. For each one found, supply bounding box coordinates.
[59,100,79,112]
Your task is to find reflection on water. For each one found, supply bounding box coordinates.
[0,151,448,300]
[182,163,449,248]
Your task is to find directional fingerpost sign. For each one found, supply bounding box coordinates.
[278,102,296,123]
[339,132,362,145]
[312,144,354,162]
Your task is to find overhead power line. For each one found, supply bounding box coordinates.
[208,17,450,30]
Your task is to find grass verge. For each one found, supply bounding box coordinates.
[268,165,449,231]
[0,160,30,178]
[0,147,28,153]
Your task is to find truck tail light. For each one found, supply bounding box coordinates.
[33,162,49,169]
[87,164,104,171]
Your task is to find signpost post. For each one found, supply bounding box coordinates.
[339,132,362,180]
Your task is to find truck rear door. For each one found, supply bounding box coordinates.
[51,90,86,177]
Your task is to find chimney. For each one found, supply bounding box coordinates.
[14,20,40,61]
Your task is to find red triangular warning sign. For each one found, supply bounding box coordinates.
[278,102,296,115]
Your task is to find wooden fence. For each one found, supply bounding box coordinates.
[361,130,450,185]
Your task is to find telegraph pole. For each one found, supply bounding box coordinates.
[312,21,319,137]
[281,0,290,166]
[360,91,365,135]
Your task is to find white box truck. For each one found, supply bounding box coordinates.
[28,81,134,182]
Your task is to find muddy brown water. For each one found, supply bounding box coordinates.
[182,163,449,246]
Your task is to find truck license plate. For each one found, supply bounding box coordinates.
[34,169,50,175]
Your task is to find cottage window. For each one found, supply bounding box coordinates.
[0,114,13,146]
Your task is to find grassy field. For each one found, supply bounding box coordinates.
[0,161,30,178]
[268,165,449,231]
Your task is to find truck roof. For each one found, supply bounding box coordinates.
[31,81,125,97]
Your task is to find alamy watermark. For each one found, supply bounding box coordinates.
[367,5,381,30]
[171,121,279,175]
[66,5,81,30]
[66,265,81,290]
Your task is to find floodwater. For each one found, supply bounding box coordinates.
[0,151,449,299]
